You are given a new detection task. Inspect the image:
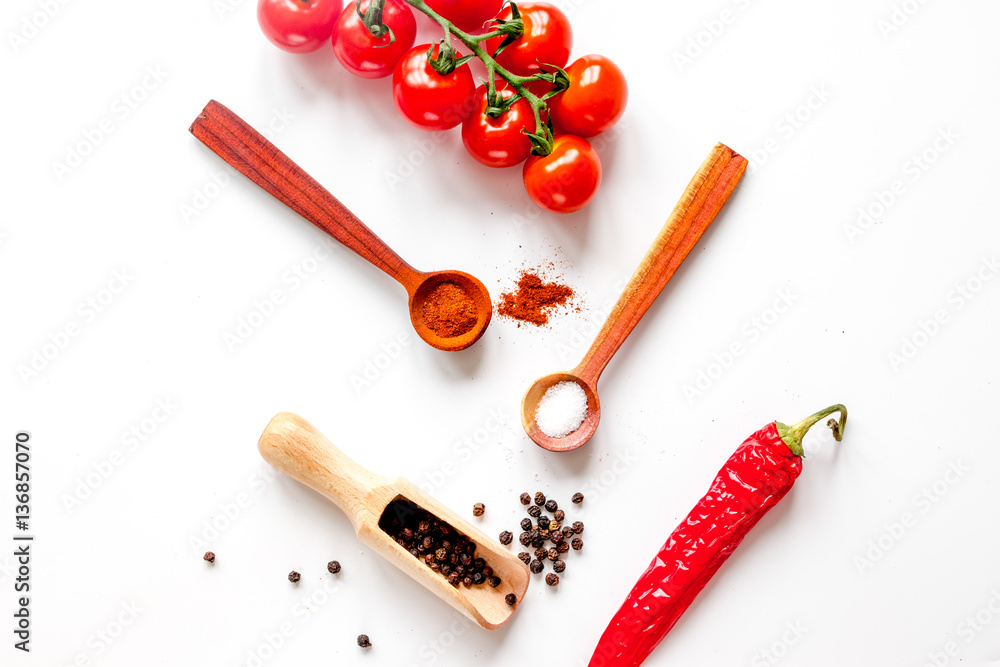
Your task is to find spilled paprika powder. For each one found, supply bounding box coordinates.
[498,270,576,326]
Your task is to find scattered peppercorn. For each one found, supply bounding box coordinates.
[519,532,532,546]
[488,576,501,587]
[550,531,565,544]
[520,493,531,505]
[545,499,558,512]
[572,492,584,504]
[203,551,215,564]
[288,571,301,583]
[473,503,485,517]
[506,593,517,606]
[534,492,546,506]
[534,547,548,560]
[572,538,583,550]
[328,560,341,574]
[538,516,551,530]
[499,531,513,545]
[549,520,561,532]
[531,535,545,548]
[546,573,560,586]
[572,521,584,534]
[530,559,544,574]
[527,505,542,518]
[520,518,533,531]
[553,560,566,573]
[554,509,565,522]
[561,527,574,539]
[518,552,531,564]
[357,634,372,648]
[547,547,559,561]
[557,541,570,554]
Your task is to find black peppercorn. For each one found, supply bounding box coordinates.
[472,572,485,585]
[545,499,558,512]
[572,537,583,550]
[572,521,584,534]
[520,492,531,505]
[473,558,486,570]
[550,530,564,544]
[557,541,570,554]
[288,571,301,583]
[553,509,565,522]
[537,528,550,540]
[463,576,473,586]
[505,593,517,606]
[518,552,531,564]
[561,527,574,539]
[203,551,215,564]
[418,520,431,533]
[488,575,501,587]
[571,492,584,504]
[534,547,548,560]
[538,516,551,530]
[531,535,545,548]
[519,532,532,546]
[545,573,559,586]
[435,548,448,561]
[441,564,452,575]
[520,517,532,531]
[327,560,341,574]
[357,634,372,648]
[547,547,559,561]
[472,502,485,517]
[527,505,542,518]
[482,566,494,578]
[401,527,414,540]
[553,560,566,573]
[529,559,544,574]
[499,531,513,545]
[459,552,472,566]
[448,572,461,586]
[534,492,545,506]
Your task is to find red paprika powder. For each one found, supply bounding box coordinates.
[422,282,477,337]
[498,270,576,326]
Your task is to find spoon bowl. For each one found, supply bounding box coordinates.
[408,270,493,352]
[521,372,601,452]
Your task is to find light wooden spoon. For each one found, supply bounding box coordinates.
[190,100,491,352]
[258,412,529,630]
[522,144,749,452]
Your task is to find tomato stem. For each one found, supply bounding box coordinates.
[358,0,394,42]
[402,0,557,155]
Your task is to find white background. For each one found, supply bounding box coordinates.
[3,0,1000,665]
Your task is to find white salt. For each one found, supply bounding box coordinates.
[535,381,588,438]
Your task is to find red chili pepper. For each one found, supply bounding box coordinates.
[588,404,848,667]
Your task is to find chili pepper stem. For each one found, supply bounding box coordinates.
[775,404,847,457]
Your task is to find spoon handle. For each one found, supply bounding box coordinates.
[258,412,389,530]
[574,144,748,386]
[190,100,422,289]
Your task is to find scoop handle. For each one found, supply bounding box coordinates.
[574,144,748,386]
[189,100,423,291]
[257,412,386,529]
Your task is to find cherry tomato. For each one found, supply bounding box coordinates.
[522,135,601,213]
[424,0,503,33]
[485,2,572,77]
[462,86,534,168]
[547,54,628,137]
[258,0,343,54]
[333,0,417,79]
[392,44,477,131]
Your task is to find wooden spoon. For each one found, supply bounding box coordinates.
[522,144,749,452]
[190,100,491,352]
[258,412,529,630]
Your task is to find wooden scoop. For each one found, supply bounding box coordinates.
[522,144,749,452]
[258,412,529,630]
[190,100,492,352]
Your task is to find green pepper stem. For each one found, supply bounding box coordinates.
[776,404,847,457]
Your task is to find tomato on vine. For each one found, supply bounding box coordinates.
[258,0,343,54]
[547,54,628,138]
[333,0,417,78]
[392,44,477,131]
[485,2,572,77]
[462,86,534,168]
[424,0,503,33]
[522,135,601,213]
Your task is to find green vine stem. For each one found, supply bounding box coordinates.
[775,404,848,457]
[358,0,562,155]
